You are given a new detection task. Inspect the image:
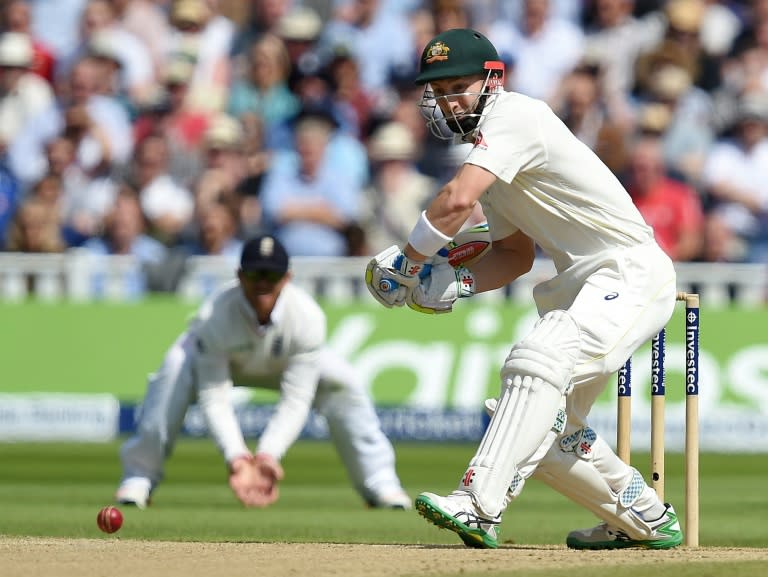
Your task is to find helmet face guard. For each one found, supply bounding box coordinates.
[417,60,505,141]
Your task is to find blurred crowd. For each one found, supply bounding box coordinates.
[3,0,768,295]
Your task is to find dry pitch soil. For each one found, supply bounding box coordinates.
[2,538,767,577]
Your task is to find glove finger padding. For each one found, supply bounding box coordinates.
[365,245,425,307]
[407,263,476,314]
[365,256,411,307]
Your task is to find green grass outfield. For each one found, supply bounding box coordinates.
[1,440,766,576]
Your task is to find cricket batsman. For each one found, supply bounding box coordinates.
[365,28,682,549]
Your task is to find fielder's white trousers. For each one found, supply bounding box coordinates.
[119,342,404,504]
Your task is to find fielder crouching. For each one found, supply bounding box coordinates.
[116,234,410,510]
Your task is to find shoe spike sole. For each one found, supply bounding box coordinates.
[415,496,496,549]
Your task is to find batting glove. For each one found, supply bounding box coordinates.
[365,245,428,308]
[407,262,476,314]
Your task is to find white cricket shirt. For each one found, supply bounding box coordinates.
[188,280,326,461]
[464,91,654,272]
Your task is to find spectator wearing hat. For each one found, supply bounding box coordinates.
[259,112,363,256]
[694,0,741,58]
[273,104,369,189]
[201,113,248,194]
[273,5,329,114]
[634,0,722,94]
[2,0,56,84]
[0,32,54,151]
[179,113,253,248]
[633,61,716,184]
[114,0,175,82]
[86,31,133,115]
[168,0,236,114]
[275,5,324,75]
[359,121,438,253]
[55,0,155,107]
[132,58,210,190]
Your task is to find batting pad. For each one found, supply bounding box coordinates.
[535,435,662,540]
[459,310,580,517]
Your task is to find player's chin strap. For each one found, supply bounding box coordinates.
[458,310,581,518]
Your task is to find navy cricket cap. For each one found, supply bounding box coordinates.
[240,235,289,274]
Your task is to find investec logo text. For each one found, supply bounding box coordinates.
[651,335,664,394]
[617,363,631,396]
[686,316,699,394]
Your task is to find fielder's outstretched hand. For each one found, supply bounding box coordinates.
[228,453,284,507]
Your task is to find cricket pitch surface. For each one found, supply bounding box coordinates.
[2,538,767,577]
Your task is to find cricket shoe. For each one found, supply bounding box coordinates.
[566,504,683,550]
[367,489,412,510]
[415,491,500,549]
[115,477,152,510]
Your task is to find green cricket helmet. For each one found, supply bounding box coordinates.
[415,28,505,140]
[415,28,501,85]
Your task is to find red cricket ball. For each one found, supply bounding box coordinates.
[97,506,123,534]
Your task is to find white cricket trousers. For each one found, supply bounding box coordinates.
[119,341,404,504]
[511,242,678,537]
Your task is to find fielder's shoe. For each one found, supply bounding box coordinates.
[115,477,152,510]
[566,504,683,550]
[368,489,413,510]
[415,491,501,549]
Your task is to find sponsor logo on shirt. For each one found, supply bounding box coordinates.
[474,131,488,150]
